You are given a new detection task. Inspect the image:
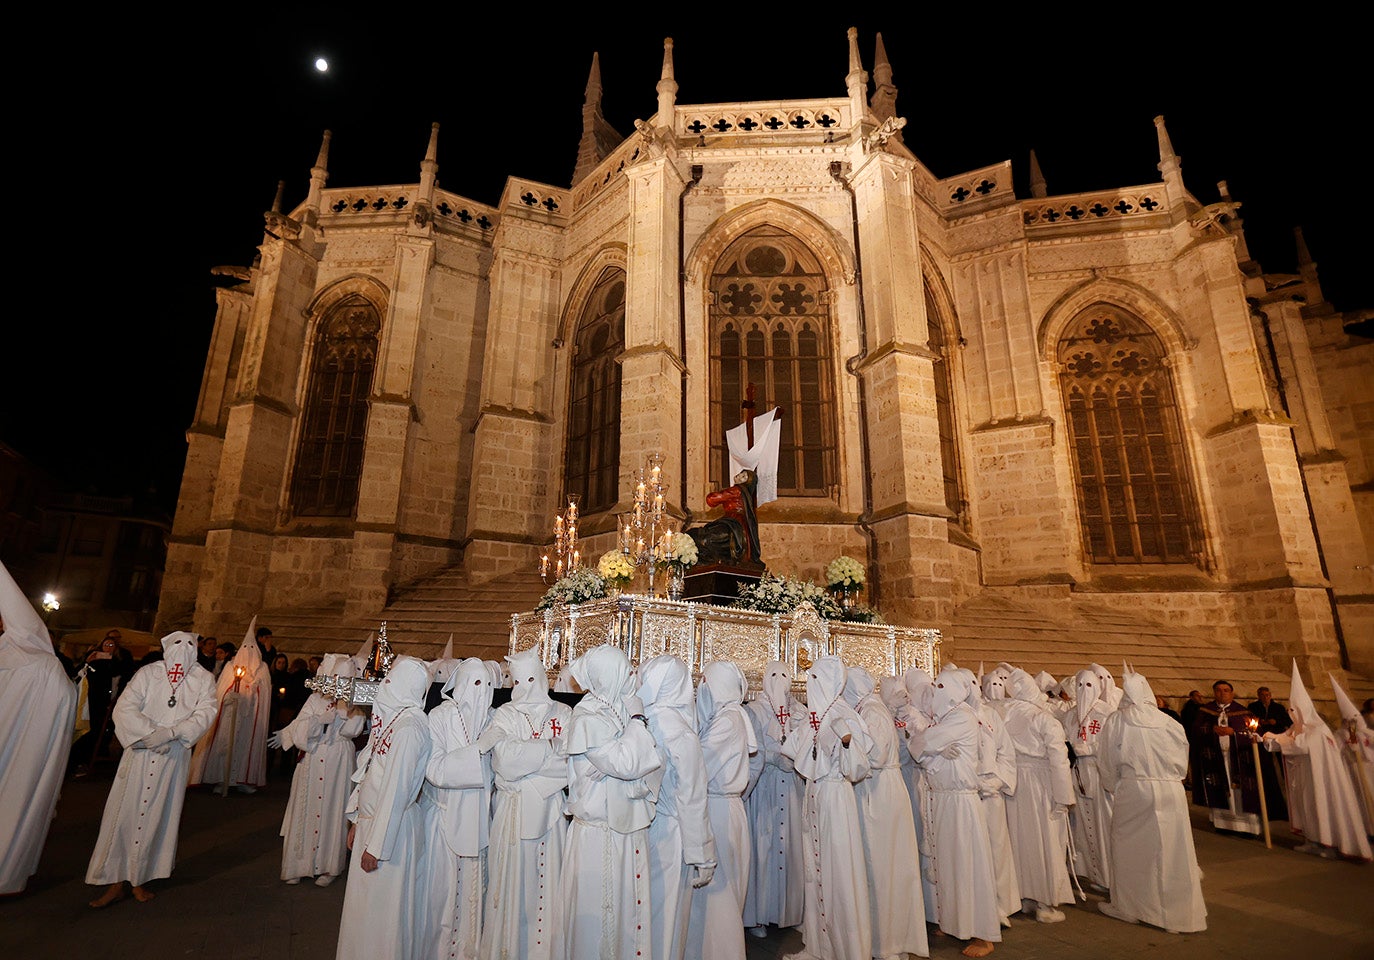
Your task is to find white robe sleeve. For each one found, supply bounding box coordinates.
[663,715,717,868]
[175,671,221,745]
[427,713,487,789]
[111,669,158,748]
[584,720,663,781]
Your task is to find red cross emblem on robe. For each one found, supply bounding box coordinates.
[167,663,185,683]
[775,706,790,727]
[809,710,821,731]
[548,717,562,738]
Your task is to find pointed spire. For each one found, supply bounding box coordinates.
[845,26,869,114]
[869,32,899,124]
[572,52,625,186]
[1153,115,1193,214]
[1295,225,1315,267]
[656,37,678,122]
[303,129,332,224]
[1029,149,1047,198]
[270,180,285,214]
[419,122,440,202]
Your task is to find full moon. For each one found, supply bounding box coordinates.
[314,57,329,73]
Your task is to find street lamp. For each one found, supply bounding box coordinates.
[41,592,60,624]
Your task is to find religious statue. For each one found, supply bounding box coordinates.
[686,469,763,568]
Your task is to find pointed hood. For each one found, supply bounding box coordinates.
[806,655,848,719]
[506,647,552,709]
[1089,662,1120,708]
[1119,666,1171,729]
[982,671,1009,701]
[760,660,792,713]
[352,632,375,674]
[0,558,54,664]
[442,657,493,744]
[231,617,263,674]
[1329,673,1370,733]
[1035,671,1057,695]
[372,654,429,731]
[1075,668,1103,727]
[431,635,458,684]
[1288,659,1319,733]
[484,659,508,689]
[1009,668,1043,704]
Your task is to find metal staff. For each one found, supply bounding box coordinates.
[1247,718,1272,849]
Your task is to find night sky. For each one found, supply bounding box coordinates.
[7,13,1366,514]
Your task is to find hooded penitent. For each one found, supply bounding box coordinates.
[795,655,872,781]
[505,647,551,708]
[844,665,878,710]
[443,657,494,742]
[903,667,934,721]
[0,560,78,895]
[697,660,753,742]
[982,671,1009,702]
[566,644,634,755]
[879,675,910,716]
[1089,663,1121,709]
[1116,667,1171,729]
[931,666,973,720]
[758,660,795,742]
[355,655,430,782]
[1075,668,1104,731]
[430,636,457,685]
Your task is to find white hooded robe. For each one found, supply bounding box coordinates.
[555,645,663,960]
[190,617,272,788]
[1097,669,1207,933]
[336,656,434,960]
[687,661,757,960]
[85,632,218,887]
[781,655,875,960]
[477,648,572,960]
[0,560,77,894]
[422,657,495,960]
[278,653,367,881]
[638,654,715,960]
[742,659,806,931]
[845,666,929,958]
[1064,667,1114,890]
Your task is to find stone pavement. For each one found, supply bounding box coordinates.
[7,763,1373,960]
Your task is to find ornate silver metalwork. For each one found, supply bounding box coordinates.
[510,594,941,692]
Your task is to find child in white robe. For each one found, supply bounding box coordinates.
[688,660,758,960]
[272,653,366,886]
[638,654,716,960]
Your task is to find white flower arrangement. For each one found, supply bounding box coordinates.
[656,532,699,571]
[535,567,607,611]
[733,572,844,620]
[826,555,866,589]
[598,550,636,586]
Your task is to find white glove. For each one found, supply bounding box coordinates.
[141,727,176,750]
[691,862,716,888]
[624,694,646,721]
[267,731,284,751]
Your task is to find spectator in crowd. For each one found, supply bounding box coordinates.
[256,627,277,669]
[71,630,137,777]
[1249,686,1292,735]
[197,636,218,673]
[1179,690,1205,730]
[307,655,323,678]
[1156,695,1183,725]
[213,641,236,678]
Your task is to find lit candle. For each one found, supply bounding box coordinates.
[573,549,580,567]
[540,555,549,577]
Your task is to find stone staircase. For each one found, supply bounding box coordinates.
[948,589,1374,718]
[255,567,548,665]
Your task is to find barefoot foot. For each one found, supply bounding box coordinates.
[89,883,126,909]
[962,938,995,958]
[131,885,155,903]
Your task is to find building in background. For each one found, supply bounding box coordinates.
[156,31,1373,695]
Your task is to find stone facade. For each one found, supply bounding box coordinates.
[159,31,1373,684]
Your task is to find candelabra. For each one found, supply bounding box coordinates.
[363,621,396,680]
[540,495,582,583]
[620,453,676,596]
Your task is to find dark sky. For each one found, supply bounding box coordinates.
[7,13,1367,514]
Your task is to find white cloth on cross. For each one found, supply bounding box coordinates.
[725,407,782,505]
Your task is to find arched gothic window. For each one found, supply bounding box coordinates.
[1057,309,1201,564]
[290,297,380,517]
[926,290,964,520]
[709,227,836,498]
[564,268,625,514]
